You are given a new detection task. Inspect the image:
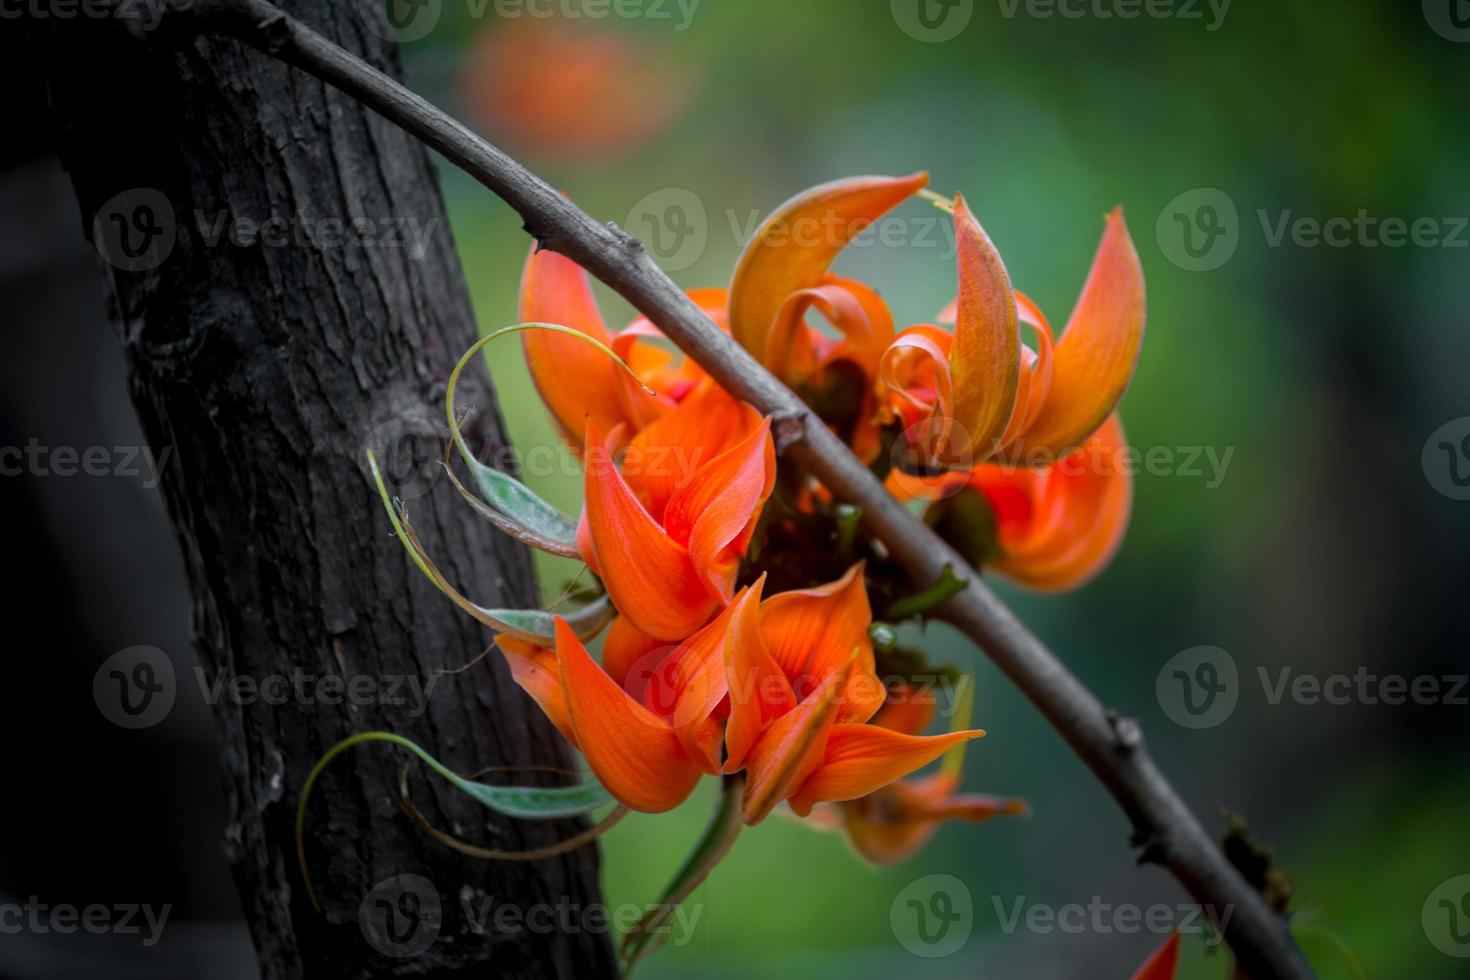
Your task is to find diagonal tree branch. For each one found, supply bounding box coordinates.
[129,1,1313,976]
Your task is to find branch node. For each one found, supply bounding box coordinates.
[1106,709,1143,753]
[771,413,809,454]
[605,221,646,254]
[1130,829,1168,867]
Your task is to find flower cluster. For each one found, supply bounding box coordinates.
[478,173,1145,858]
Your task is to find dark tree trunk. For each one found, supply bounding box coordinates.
[27,4,617,978]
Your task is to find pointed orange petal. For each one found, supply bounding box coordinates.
[1130,932,1181,980]
[948,194,1020,465]
[740,657,852,825]
[650,598,744,775]
[730,174,929,364]
[723,577,795,774]
[979,411,1132,592]
[554,618,702,813]
[758,563,882,723]
[583,417,717,640]
[519,247,626,441]
[786,723,985,817]
[663,414,775,602]
[1011,208,1145,457]
[621,379,750,528]
[838,772,1026,866]
[496,635,576,747]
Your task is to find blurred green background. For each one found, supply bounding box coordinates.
[403,1,1469,975]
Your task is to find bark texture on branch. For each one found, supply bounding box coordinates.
[29,4,616,978]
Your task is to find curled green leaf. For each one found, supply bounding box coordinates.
[297,730,614,910]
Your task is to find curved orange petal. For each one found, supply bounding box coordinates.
[786,723,984,817]
[838,772,1026,865]
[519,247,626,441]
[496,635,576,747]
[740,657,852,825]
[758,563,882,723]
[621,378,751,524]
[1131,932,1181,980]
[723,577,795,774]
[978,412,1132,592]
[614,287,730,428]
[582,417,716,640]
[879,324,955,463]
[554,618,702,813]
[1010,208,1145,457]
[649,597,746,775]
[663,413,776,602]
[948,194,1020,466]
[601,615,671,696]
[730,174,928,364]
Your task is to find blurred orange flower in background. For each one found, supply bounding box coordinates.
[458,18,694,162]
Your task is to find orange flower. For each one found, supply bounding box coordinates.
[458,19,692,162]
[893,411,1133,592]
[722,567,987,825]
[884,196,1145,468]
[519,246,726,444]
[577,406,775,642]
[496,611,735,813]
[728,174,927,462]
[722,171,1142,472]
[802,681,1025,865]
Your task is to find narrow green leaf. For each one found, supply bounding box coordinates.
[368,452,610,641]
[297,730,613,910]
[445,322,653,550]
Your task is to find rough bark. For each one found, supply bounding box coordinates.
[27,4,617,978]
